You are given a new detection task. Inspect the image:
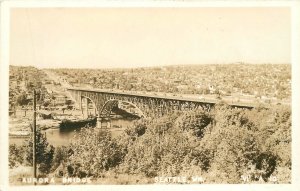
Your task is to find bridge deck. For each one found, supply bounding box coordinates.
[67,87,267,109]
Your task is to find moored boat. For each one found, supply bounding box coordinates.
[59,117,97,131]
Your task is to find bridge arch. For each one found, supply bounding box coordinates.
[99,99,145,119]
[80,95,98,117]
[68,88,250,121]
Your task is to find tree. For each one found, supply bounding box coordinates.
[16,93,29,106]
[65,127,125,178]
[199,122,261,183]
[175,110,213,138]
[9,144,25,168]
[65,99,74,106]
[43,100,51,107]
[24,129,55,174]
[51,146,70,174]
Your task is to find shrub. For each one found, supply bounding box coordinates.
[65,128,125,178]
[37,105,290,183]
[175,110,212,138]
[201,124,260,183]
[51,146,70,173]
[9,144,25,168]
[24,129,55,174]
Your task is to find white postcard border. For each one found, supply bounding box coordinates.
[1,1,299,191]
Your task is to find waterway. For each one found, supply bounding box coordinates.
[9,118,135,147]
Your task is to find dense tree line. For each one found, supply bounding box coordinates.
[9,104,291,183]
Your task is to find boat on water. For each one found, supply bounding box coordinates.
[59,117,97,131]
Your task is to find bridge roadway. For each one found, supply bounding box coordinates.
[67,87,258,110]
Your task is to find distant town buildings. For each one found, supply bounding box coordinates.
[9,64,291,112]
[53,95,67,105]
[50,64,291,102]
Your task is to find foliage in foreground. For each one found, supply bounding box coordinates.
[9,104,291,183]
[9,129,55,174]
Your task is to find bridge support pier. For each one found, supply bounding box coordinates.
[97,118,102,128]
[75,91,82,111]
[94,107,97,117]
[82,97,89,119]
[97,118,111,129]
[80,97,83,115]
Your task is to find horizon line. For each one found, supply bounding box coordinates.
[9,62,291,70]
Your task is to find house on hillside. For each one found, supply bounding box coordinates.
[54,95,67,105]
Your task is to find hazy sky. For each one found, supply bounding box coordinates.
[10,8,290,68]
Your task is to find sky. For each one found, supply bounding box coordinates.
[10,8,291,69]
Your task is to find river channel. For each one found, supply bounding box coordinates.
[10,118,135,147]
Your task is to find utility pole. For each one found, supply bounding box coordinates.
[33,90,37,184]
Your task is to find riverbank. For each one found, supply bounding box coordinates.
[9,110,136,147]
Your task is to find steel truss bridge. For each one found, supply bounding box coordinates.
[67,87,255,121]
